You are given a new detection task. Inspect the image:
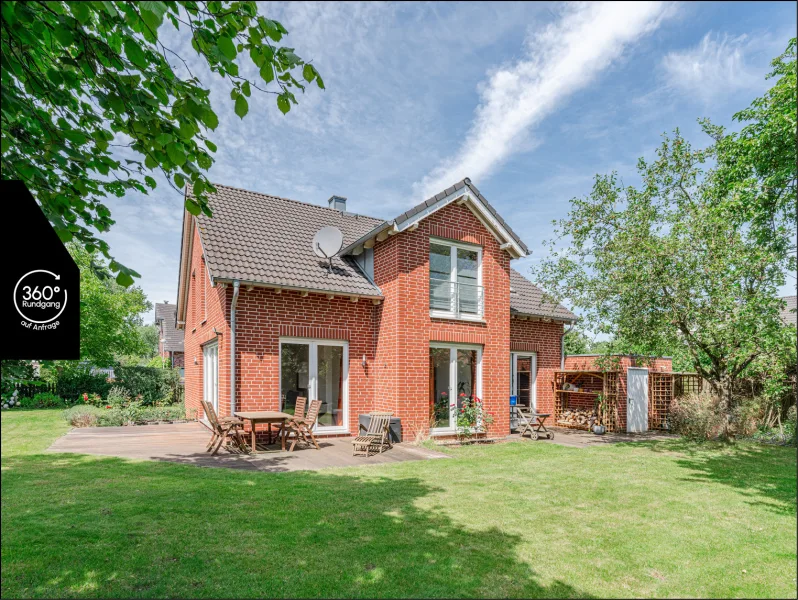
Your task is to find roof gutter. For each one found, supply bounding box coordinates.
[230,280,240,417]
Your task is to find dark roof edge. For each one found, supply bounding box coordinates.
[211,277,383,300]
[512,311,578,323]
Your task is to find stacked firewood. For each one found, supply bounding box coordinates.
[557,408,598,428]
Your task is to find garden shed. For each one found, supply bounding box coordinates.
[558,355,702,433]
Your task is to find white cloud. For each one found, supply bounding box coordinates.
[415,1,675,198]
[661,32,763,102]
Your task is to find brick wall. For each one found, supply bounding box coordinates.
[510,318,566,416]
[184,224,230,421]
[183,201,565,440]
[563,355,673,430]
[373,201,512,439]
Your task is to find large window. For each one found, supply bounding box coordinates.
[280,339,348,431]
[429,344,481,432]
[429,239,483,319]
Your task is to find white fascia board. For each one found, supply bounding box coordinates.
[395,190,527,258]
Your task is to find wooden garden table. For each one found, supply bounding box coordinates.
[234,411,293,452]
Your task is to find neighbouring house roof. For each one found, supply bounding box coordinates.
[510,269,577,322]
[155,302,184,352]
[190,184,385,297]
[340,178,529,259]
[781,295,797,327]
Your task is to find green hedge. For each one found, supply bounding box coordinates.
[113,367,181,406]
[55,370,112,402]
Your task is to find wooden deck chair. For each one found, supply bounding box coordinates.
[352,412,393,457]
[284,399,322,452]
[202,400,249,455]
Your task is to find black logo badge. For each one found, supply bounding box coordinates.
[2,181,80,359]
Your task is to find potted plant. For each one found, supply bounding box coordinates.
[593,393,608,435]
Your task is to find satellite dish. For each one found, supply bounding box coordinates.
[313,226,343,259]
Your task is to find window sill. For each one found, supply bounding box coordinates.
[430,311,486,324]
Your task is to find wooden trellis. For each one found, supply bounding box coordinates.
[554,370,622,432]
[648,372,673,430]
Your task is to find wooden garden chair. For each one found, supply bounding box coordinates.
[283,399,322,452]
[269,396,306,447]
[352,412,393,457]
[202,400,249,455]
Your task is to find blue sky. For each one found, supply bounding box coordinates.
[102,1,797,321]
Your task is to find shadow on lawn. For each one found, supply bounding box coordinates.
[1,452,591,599]
[627,439,797,517]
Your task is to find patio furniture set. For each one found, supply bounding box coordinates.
[202,399,394,458]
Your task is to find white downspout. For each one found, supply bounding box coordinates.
[561,321,575,370]
[230,280,240,416]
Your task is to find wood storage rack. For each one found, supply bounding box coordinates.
[554,370,621,432]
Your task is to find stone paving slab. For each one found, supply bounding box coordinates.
[47,422,450,472]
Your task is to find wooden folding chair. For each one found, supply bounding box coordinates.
[269,396,306,447]
[283,399,322,451]
[352,412,394,457]
[202,400,249,455]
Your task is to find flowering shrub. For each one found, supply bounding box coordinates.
[454,395,495,439]
[1,389,21,410]
[81,392,103,406]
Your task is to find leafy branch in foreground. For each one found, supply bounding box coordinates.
[1,1,323,285]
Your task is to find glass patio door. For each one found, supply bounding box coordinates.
[429,344,481,432]
[203,341,218,414]
[280,339,348,432]
[511,353,536,410]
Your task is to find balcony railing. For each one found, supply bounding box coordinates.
[430,279,484,318]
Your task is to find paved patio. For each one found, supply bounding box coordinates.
[47,422,450,472]
[511,426,677,449]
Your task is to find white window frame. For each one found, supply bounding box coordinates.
[430,342,483,435]
[202,340,219,416]
[279,337,349,434]
[429,237,483,321]
[510,352,537,411]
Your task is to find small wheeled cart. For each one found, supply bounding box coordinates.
[516,407,554,441]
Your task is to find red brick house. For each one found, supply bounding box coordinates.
[176,178,576,439]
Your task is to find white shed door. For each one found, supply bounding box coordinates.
[626,368,649,433]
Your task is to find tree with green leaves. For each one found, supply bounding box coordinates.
[1,1,323,285]
[703,38,796,272]
[71,243,152,366]
[535,131,790,412]
[533,40,796,422]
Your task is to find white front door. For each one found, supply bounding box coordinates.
[279,338,349,433]
[203,341,219,414]
[627,367,649,433]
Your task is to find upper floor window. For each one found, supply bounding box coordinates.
[429,239,483,320]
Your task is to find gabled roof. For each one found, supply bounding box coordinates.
[341,178,529,258]
[781,295,797,327]
[154,302,184,352]
[510,269,577,322]
[187,184,384,297]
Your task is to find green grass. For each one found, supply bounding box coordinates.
[2,410,796,598]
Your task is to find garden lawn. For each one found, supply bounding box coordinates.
[2,410,796,598]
